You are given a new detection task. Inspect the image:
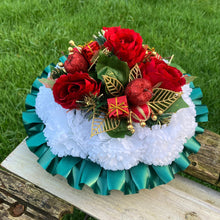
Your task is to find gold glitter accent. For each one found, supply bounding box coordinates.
[129,64,142,82]
[102,75,124,97]
[148,88,182,115]
[91,110,120,137]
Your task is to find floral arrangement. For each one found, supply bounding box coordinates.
[23,27,208,195]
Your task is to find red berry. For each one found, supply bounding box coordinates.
[125,78,153,106]
[64,51,89,74]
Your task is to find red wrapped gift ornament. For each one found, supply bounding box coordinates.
[81,41,100,65]
[107,96,129,118]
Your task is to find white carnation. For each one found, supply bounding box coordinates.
[35,84,197,170]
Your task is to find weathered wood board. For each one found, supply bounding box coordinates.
[185,130,220,187]
[1,140,220,220]
[0,169,73,220]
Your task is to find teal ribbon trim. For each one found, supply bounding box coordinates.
[195,126,204,134]
[107,170,126,191]
[59,56,67,63]
[130,163,150,190]
[184,136,201,153]
[22,61,208,195]
[56,156,81,178]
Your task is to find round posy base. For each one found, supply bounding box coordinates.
[22,57,208,195]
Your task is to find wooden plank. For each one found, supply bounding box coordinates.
[1,140,220,220]
[0,168,73,219]
[185,130,220,187]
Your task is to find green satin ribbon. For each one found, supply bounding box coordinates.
[25,94,37,109]
[107,170,126,191]
[195,105,209,122]
[22,60,208,195]
[124,171,138,194]
[59,56,67,63]
[56,156,81,178]
[152,165,174,184]
[195,126,204,134]
[26,132,46,151]
[22,110,44,136]
[67,161,83,190]
[38,148,57,169]
[130,163,150,190]
[190,87,203,100]
[35,144,49,158]
[189,81,208,123]
[80,160,102,189]
[184,136,201,153]
[95,170,108,195]
[174,152,190,170]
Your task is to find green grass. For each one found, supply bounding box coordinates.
[63,209,95,220]
[0,0,219,219]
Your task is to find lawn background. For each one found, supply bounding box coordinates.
[0,0,219,219]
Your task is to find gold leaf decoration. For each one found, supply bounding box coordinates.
[160,116,172,125]
[102,75,124,96]
[129,64,142,82]
[88,53,99,71]
[148,88,182,115]
[153,82,162,89]
[168,54,174,65]
[102,47,111,56]
[91,110,120,137]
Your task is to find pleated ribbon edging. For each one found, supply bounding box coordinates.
[22,59,208,195]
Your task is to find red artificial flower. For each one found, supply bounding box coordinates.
[139,58,186,92]
[103,26,146,68]
[64,51,89,74]
[53,73,101,109]
[81,41,100,65]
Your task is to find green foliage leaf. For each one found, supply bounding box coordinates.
[165,97,189,113]
[145,113,172,128]
[107,119,132,138]
[96,52,130,85]
[93,35,106,45]
[38,78,55,89]
[184,75,197,84]
[88,69,99,81]
[169,62,186,74]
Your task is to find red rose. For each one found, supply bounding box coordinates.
[81,41,100,65]
[53,73,101,109]
[103,26,146,68]
[64,51,89,74]
[139,58,186,92]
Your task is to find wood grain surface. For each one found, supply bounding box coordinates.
[185,130,220,187]
[0,168,73,220]
[1,138,220,220]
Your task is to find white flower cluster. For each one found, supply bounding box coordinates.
[35,84,197,170]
